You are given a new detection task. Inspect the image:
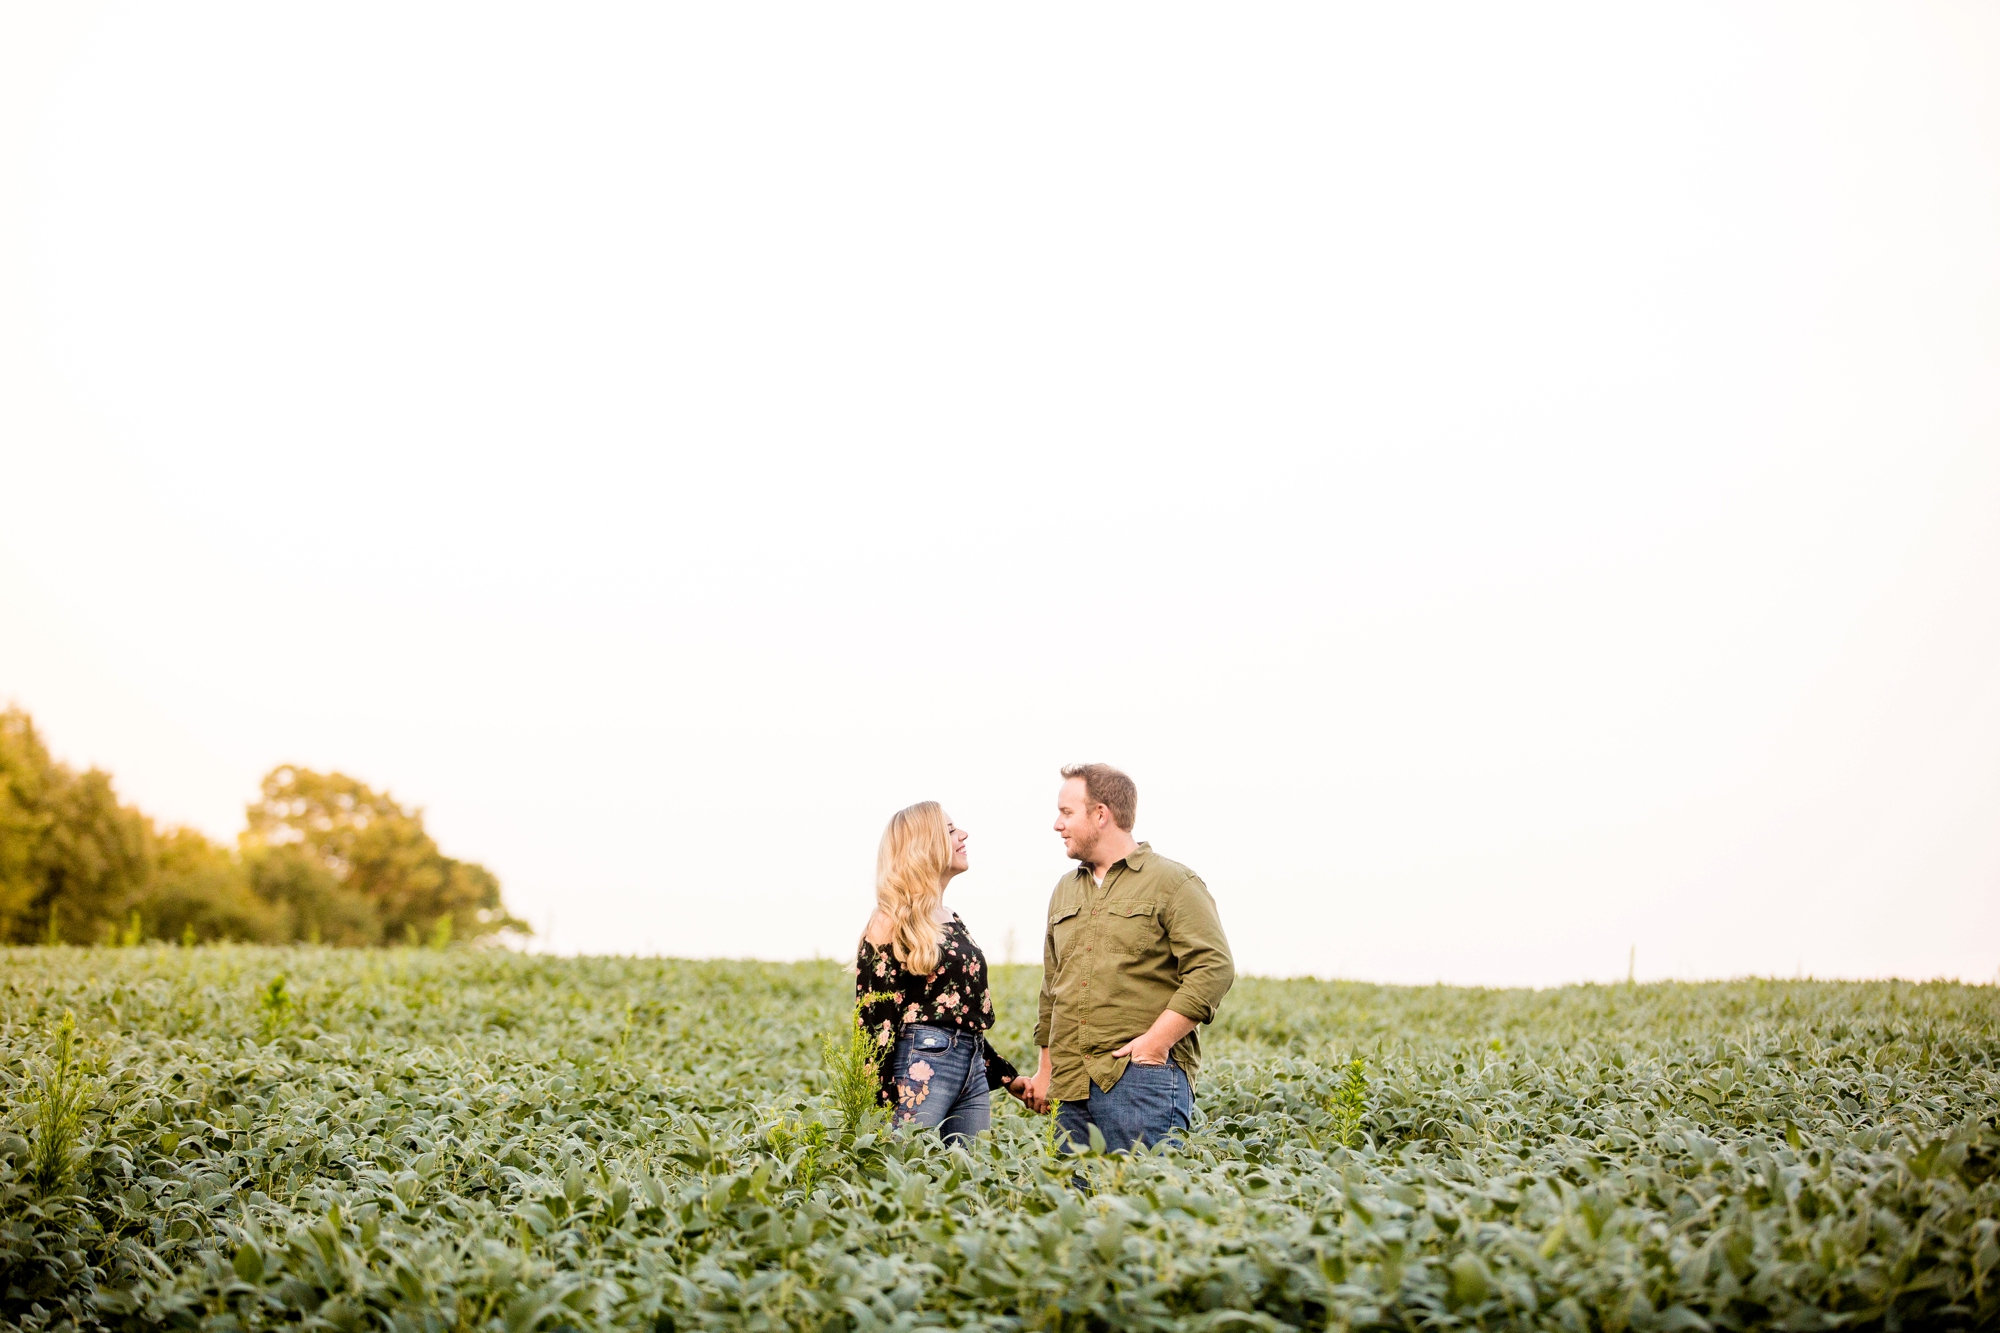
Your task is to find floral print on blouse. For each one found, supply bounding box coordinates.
[856,914,1019,1105]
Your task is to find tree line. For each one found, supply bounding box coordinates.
[0,705,526,946]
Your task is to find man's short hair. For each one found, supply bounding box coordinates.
[1060,763,1137,832]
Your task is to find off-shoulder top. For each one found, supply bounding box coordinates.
[856,913,1020,1105]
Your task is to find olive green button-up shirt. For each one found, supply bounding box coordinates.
[1034,842,1235,1101]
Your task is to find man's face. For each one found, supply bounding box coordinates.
[1054,778,1103,862]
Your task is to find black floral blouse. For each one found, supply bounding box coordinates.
[856,914,1019,1105]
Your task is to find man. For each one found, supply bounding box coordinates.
[1022,763,1234,1151]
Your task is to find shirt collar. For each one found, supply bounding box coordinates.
[1072,841,1152,879]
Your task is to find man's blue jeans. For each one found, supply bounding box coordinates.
[1057,1060,1192,1153]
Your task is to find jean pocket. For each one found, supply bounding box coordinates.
[907,1028,953,1054]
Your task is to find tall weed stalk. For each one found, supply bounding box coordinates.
[30,1011,92,1195]
[257,976,294,1043]
[1323,1056,1368,1149]
[823,997,890,1144]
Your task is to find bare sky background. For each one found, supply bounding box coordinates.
[3,3,1997,984]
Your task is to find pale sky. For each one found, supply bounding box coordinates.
[3,3,1997,985]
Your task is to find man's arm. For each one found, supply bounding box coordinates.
[1025,1047,1053,1113]
[1162,872,1234,1024]
[1116,873,1234,1064]
[1025,910,1059,1114]
[1111,1009,1196,1066]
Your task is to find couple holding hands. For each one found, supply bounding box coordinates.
[856,763,1235,1153]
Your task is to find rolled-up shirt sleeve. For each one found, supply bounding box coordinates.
[1161,873,1234,1025]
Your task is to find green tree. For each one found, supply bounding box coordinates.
[1,708,525,947]
[0,707,154,944]
[243,767,526,944]
[244,843,381,945]
[127,827,281,945]
[0,707,57,936]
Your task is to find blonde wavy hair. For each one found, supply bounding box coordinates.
[872,801,952,976]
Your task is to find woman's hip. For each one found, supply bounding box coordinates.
[889,1025,985,1123]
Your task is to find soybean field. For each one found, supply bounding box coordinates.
[2,949,1997,1331]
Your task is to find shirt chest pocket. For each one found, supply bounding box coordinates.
[1104,900,1160,955]
[1050,905,1084,963]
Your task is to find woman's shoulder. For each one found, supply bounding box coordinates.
[862,912,896,948]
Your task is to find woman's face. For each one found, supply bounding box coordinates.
[944,814,969,879]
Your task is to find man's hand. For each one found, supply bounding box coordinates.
[1022,1049,1053,1114]
[1112,1009,1198,1068]
[1111,1032,1173,1066]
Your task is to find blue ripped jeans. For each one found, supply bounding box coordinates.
[889,1025,991,1142]
[1057,1060,1193,1153]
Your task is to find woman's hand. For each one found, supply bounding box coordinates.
[1001,1076,1033,1104]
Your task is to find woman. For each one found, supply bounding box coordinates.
[857,801,1026,1140]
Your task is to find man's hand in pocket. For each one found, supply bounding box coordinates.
[1113,1010,1197,1068]
[1112,1033,1172,1066]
